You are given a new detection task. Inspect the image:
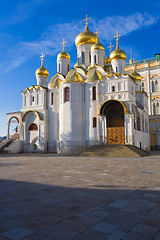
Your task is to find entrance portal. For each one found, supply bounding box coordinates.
[101,100,125,144]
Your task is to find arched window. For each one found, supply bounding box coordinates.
[28,123,38,131]
[92,86,96,100]
[93,117,97,128]
[152,81,155,92]
[112,86,115,92]
[145,119,148,132]
[89,51,91,63]
[142,114,144,132]
[51,92,54,105]
[82,51,85,64]
[64,87,70,102]
[156,102,159,114]
[134,113,136,129]
[58,63,61,72]
[153,103,156,115]
[116,66,118,73]
[68,64,70,72]
[94,55,97,65]
[141,82,145,91]
[137,110,140,131]
[155,80,158,92]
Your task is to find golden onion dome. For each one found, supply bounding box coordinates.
[36,63,49,77]
[75,25,97,47]
[57,49,70,59]
[130,69,142,81]
[105,56,111,64]
[91,40,105,51]
[110,45,127,61]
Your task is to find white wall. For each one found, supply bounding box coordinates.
[77,44,92,67]
[59,83,84,152]
[57,58,70,76]
[91,49,105,67]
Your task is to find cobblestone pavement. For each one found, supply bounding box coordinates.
[0,153,160,240]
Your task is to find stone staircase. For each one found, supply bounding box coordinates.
[0,139,13,153]
[68,144,150,158]
[0,133,20,154]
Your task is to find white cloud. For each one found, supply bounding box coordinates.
[96,12,158,41]
[1,12,159,72]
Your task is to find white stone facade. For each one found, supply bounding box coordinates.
[7,26,150,153]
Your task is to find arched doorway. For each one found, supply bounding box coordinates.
[27,123,38,153]
[100,100,126,144]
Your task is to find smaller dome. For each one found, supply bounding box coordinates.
[36,64,49,77]
[75,25,97,47]
[130,69,142,81]
[110,45,127,61]
[57,50,70,59]
[105,56,111,64]
[91,42,105,51]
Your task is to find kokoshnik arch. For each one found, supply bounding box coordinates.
[7,15,150,153]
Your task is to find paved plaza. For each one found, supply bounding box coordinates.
[0,153,160,240]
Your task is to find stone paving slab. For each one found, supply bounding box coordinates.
[0,154,160,239]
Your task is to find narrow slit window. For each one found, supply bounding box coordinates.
[89,51,91,63]
[92,86,96,100]
[64,87,70,102]
[112,86,115,92]
[94,55,97,65]
[51,92,54,105]
[82,51,85,64]
[93,117,97,128]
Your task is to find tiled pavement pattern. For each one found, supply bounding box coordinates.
[0,153,160,239]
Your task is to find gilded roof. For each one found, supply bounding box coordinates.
[35,64,49,77]
[130,69,142,81]
[87,69,103,82]
[110,45,127,61]
[49,78,62,88]
[64,71,84,83]
[75,25,97,47]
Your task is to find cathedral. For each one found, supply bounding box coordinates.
[7,16,150,153]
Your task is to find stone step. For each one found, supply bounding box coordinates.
[68,144,150,158]
[0,139,13,153]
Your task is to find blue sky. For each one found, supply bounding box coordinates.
[0,0,160,136]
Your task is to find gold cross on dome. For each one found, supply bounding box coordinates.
[95,28,100,37]
[114,31,121,46]
[40,52,45,64]
[61,39,67,51]
[83,14,91,26]
[108,42,114,53]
